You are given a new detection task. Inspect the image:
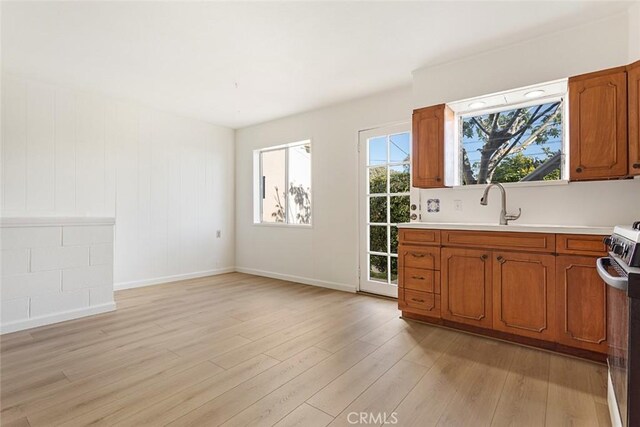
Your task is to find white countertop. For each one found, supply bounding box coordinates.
[398,222,612,235]
[0,217,115,227]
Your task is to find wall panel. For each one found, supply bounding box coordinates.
[1,74,235,288]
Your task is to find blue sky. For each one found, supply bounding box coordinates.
[368,132,410,165]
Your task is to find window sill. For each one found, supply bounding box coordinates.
[252,222,313,229]
[449,180,569,190]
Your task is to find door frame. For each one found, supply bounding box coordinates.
[357,122,414,298]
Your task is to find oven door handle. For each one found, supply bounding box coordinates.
[596,257,628,291]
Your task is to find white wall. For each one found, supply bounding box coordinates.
[630,2,640,62]
[412,10,640,227]
[234,8,640,294]
[235,86,412,292]
[1,74,236,289]
[412,12,630,108]
[1,218,115,333]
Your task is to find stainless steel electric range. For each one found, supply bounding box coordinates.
[597,222,640,427]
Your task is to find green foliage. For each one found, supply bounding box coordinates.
[491,152,560,183]
[368,166,409,276]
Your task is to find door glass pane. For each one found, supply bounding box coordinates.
[369,226,387,253]
[368,167,387,194]
[369,196,387,224]
[389,133,410,163]
[389,164,410,193]
[368,136,387,165]
[287,144,312,225]
[390,257,398,285]
[390,196,410,224]
[390,226,399,254]
[363,129,410,293]
[370,255,388,282]
[261,149,286,223]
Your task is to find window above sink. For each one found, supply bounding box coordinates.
[446,79,570,187]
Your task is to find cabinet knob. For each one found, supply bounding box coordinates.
[410,204,417,210]
[496,255,506,264]
[575,167,583,173]
[436,177,441,182]
[633,163,640,169]
[411,298,425,303]
[411,275,425,280]
[480,254,488,260]
[410,214,418,220]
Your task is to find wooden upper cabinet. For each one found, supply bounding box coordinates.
[412,104,453,188]
[492,252,556,341]
[556,255,608,353]
[569,67,628,180]
[629,60,640,175]
[441,247,492,328]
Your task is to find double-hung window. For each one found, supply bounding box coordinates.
[254,140,311,225]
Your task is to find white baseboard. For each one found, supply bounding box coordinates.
[235,267,357,293]
[114,267,236,291]
[1,302,116,334]
[608,370,623,427]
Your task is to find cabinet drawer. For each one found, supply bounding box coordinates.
[399,229,440,246]
[399,246,440,270]
[556,234,607,257]
[442,230,555,253]
[402,268,440,293]
[399,289,440,317]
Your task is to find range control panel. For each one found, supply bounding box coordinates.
[605,235,639,268]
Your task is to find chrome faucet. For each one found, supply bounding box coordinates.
[480,183,521,225]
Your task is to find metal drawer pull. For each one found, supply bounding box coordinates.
[412,275,425,280]
[410,253,425,258]
[411,298,425,303]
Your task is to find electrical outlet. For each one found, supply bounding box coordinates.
[454,200,463,211]
[216,230,221,238]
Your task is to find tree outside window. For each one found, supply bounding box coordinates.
[460,100,563,185]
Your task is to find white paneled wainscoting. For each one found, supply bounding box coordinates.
[0,217,115,333]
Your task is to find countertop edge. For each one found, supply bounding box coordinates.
[398,222,613,235]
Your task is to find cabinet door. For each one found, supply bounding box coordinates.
[412,105,451,188]
[441,248,492,328]
[629,60,640,175]
[493,252,556,341]
[556,255,607,353]
[569,68,627,180]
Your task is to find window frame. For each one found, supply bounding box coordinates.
[253,139,312,227]
[452,95,570,188]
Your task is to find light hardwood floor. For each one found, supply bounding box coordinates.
[1,273,610,427]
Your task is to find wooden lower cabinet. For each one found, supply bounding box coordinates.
[398,228,608,360]
[441,248,492,328]
[492,252,556,341]
[398,289,440,318]
[556,255,608,353]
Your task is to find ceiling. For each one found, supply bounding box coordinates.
[1,1,633,128]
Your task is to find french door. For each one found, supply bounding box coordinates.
[358,124,414,297]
